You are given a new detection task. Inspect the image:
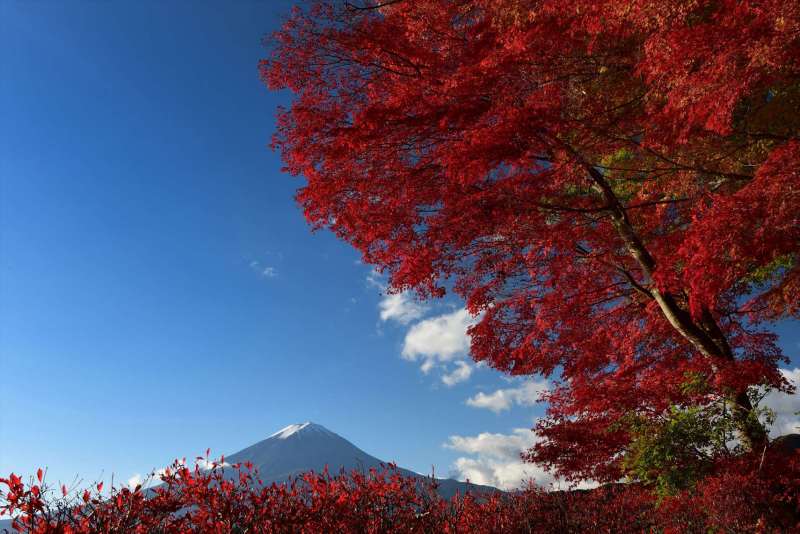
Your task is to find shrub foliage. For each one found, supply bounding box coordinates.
[2,449,798,533]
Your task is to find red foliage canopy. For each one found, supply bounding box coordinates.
[262,0,799,480]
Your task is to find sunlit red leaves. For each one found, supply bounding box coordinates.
[676,139,800,320]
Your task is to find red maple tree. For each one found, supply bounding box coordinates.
[262,0,799,482]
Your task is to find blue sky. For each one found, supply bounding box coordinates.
[1,1,798,492]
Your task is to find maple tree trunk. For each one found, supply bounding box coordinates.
[585,164,768,449]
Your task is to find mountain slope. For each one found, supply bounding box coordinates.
[226,422,386,482]
[224,422,498,498]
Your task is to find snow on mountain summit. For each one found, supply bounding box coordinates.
[267,422,337,440]
[270,422,311,439]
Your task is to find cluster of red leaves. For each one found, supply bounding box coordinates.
[261,0,799,480]
[3,451,798,533]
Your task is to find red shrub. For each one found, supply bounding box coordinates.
[2,452,798,533]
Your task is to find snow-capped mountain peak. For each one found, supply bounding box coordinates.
[267,422,337,440]
[221,422,499,498]
[270,422,311,439]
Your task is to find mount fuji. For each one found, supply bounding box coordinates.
[221,422,498,498]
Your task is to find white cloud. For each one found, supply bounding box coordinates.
[127,474,143,489]
[366,269,385,290]
[466,380,549,413]
[445,426,597,491]
[365,270,477,383]
[401,308,477,372]
[379,291,427,324]
[152,458,185,481]
[249,260,278,279]
[764,367,800,437]
[447,428,536,459]
[445,428,553,490]
[442,361,473,386]
[196,458,230,470]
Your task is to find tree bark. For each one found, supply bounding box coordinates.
[583,163,767,448]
